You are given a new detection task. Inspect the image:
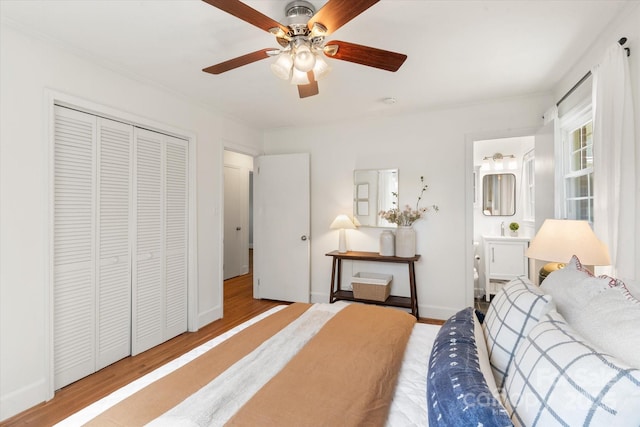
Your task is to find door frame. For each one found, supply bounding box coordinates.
[220,144,260,312]
[223,154,253,280]
[44,90,199,400]
[464,126,540,308]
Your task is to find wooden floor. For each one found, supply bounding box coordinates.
[2,264,285,426]
[3,253,442,426]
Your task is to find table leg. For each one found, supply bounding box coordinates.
[408,261,419,319]
[336,258,342,296]
[329,257,338,303]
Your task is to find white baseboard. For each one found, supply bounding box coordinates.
[198,305,222,329]
[0,378,47,422]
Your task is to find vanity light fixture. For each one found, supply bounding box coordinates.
[482,153,517,171]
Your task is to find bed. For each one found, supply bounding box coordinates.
[56,256,640,426]
[55,302,440,426]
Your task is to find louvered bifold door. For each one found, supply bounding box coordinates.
[164,137,188,340]
[96,118,133,369]
[132,128,164,355]
[53,106,96,389]
[132,130,189,355]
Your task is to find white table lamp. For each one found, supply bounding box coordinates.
[330,214,356,253]
[526,219,610,281]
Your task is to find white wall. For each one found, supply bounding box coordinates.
[263,94,552,320]
[0,24,261,420]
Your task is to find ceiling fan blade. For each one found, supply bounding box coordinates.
[203,49,272,74]
[202,0,288,34]
[298,72,319,98]
[325,41,407,72]
[308,0,379,35]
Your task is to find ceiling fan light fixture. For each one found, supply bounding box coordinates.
[292,43,316,72]
[309,22,327,38]
[269,27,287,39]
[270,52,293,80]
[323,44,339,57]
[312,54,330,80]
[290,67,310,85]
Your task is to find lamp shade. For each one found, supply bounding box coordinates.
[290,67,310,85]
[330,214,356,230]
[293,44,316,72]
[312,54,330,80]
[525,219,610,266]
[270,52,293,80]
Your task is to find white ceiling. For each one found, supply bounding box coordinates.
[0,0,630,131]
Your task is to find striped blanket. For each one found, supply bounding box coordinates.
[72,302,416,426]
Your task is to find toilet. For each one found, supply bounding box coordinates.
[473,241,482,298]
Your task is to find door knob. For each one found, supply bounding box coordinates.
[236,227,241,231]
[301,235,308,241]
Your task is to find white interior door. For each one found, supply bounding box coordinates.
[53,107,133,388]
[224,165,243,280]
[254,153,310,303]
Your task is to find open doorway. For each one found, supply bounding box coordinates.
[223,150,254,281]
[472,136,535,311]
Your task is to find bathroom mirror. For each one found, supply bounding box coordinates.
[353,168,398,227]
[482,173,516,216]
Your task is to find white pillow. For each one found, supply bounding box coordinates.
[572,285,640,369]
[504,310,640,426]
[482,276,555,390]
[621,278,640,300]
[540,255,614,324]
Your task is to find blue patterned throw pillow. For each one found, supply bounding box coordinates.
[427,307,512,426]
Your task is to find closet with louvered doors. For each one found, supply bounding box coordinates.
[52,106,189,389]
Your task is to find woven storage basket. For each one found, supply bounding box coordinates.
[351,272,392,302]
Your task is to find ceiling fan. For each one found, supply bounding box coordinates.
[201,0,408,98]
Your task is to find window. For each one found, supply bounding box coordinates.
[563,120,594,222]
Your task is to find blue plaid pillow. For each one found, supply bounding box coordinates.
[504,310,640,426]
[427,307,512,426]
[482,277,554,390]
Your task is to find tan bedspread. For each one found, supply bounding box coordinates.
[84,302,415,426]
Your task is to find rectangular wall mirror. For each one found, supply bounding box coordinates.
[483,173,516,216]
[353,168,398,227]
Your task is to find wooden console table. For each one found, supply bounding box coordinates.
[325,250,420,319]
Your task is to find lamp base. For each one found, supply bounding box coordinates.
[538,262,566,284]
[337,228,347,253]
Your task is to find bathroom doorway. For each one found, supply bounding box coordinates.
[472,135,535,307]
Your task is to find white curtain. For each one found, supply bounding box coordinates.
[592,43,636,278]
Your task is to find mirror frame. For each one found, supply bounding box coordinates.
[482,173,516,216]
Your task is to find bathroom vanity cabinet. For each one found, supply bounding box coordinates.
[483,236,530,301]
